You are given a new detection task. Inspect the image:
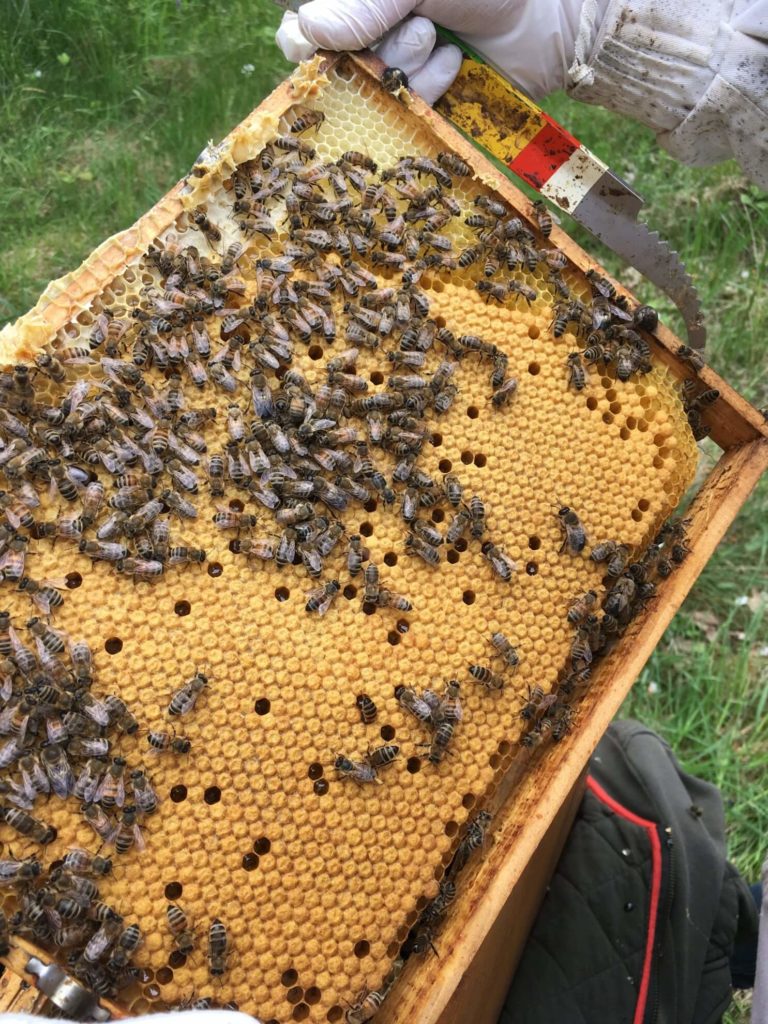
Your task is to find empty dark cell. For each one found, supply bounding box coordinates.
[275,587,290,602]
[145,984,161,999]
[462,793,476,809]
[174,600,191,617]
[386,941,401,959]
[638,498,650,511]
[383,552,398,567]
[65,572,83,589]
[586,396,598,411]
[460,450,473,464]
[396,618,409,634]
[286,987,303,1005]
[156,968,173,986]
[462,590,475,605]
[168,951,186,969]
[370,371,384,385]
[438,458,452,473]
[447,550,459,564]
[282,970,299,988]
[229,498,244,512]
[474,453,487,468]
[254,837,272,855]
[498,740,511,755]
[164,881,183,900]
[431,508,445,523]
[431,432,442,447]
[454,538,468,553]
[204,786,221,805]
[526,562,538,575]
[406,757,421,774]
[362,602,377,616]
[314,779,329,796]
[363,499,378,513]
[444,820,458,837]
[308,345,323,360]
[292,1005,310,1022]
[169,785,187,803]
[359,522,373,537]
[466,406,479,419]
[242,853,259,871]
[528,361,541,375]
[326,1008,344,1023]
[343,585,357,600]
[207,562,223,577]
[489,753,501,769]
[305,987,321,1006]
[602,412,614,424]
[228,540,239,553]
[353,940,371,959]
[387,631,400,646]
[254,699,271,715]
[307,763,324,781]
[133,968,153,984]
[104,637,123,655]
[631,509,643,522]
[528,536,541,550]
[380,725,396,741]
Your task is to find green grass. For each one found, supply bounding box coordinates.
[1,3,766,1011]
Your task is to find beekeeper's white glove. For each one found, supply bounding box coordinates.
[275,0,768,189]
[275,0,591,103]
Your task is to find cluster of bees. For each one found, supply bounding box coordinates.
[0,96,704,1017]
[346,808,493,1024]
[0,614,154,998]
[676,346,719,441]
[518,512,692,749]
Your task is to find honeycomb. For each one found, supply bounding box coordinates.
[0,57,699,1023]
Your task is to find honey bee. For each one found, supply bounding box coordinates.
[531,199,553,237]
[26,616,65,654]
[489,632,519,669]
[436,151,471,177]
[676,345,705,372]
[492,377,518,407]
[481,541,516,582]
[469,664,505,691]
[567,589,598,624]
[62,848,113,877]
[107,923,143,972]
[191,208,222,245]
[346,989,383,1024]
[0,807,56,844]
[212,509,257,532]
[556,505,587,555]
[355,694,377,725]
[334,755,380,785]
[168,672,208,717]
[95,756,127,808]
[147,731,191,755]
[566,351,587,391]
[475,195,507,218]
[366,744,399,770]
[112,805,145,854]
[425,720,454,765]
[74,762,105,804]
[603,575,637,618]
[167,903,195,954]
[40,743,75,798]
[17,576,66,615]
[405,533,440,566]
[83,917,123,963]
[305,579,340,615]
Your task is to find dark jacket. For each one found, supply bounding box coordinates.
[500,720,759,1024]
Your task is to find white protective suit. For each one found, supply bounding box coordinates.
[276,0,768,188]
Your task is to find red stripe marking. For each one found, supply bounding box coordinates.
[587,776,662,1024]
[507,119,580,191]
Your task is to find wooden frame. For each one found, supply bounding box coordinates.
[1,49,766,1022]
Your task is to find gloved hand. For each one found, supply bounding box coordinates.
[275,0,593,104]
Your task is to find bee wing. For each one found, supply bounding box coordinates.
[132,822,146,852]
[30,590,52,615]
[115,777,125,808]
[84,698,110,727]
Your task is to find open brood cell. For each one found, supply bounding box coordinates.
[0,57,699,1023]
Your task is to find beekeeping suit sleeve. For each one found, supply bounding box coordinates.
[276,0,768,188]
[568,0,768,188]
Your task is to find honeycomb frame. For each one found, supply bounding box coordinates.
[0,49,766,1024]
